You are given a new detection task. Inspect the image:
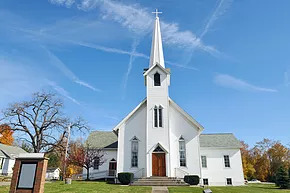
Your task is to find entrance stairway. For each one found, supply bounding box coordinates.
[131,176,189,186]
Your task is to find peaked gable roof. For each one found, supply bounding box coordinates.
[113,98,147,132]
[86,131,118,149]
[0,143,27,159]
[200,133,241,148]
[169,98,204,132]
[143,63,170,77]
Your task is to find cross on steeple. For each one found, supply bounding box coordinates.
[152,9,162,18]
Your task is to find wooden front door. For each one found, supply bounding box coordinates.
[152,153,166,176]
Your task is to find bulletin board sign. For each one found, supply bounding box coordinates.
[17,162,38,190]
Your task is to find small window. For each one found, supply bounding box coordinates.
[179,137,186,167]
[93,158,99,170]
[201,156,207,168]
[203,178,209,185]
[154,72,161,86]
[131,138,138,167]
[226,178,232,185]
[224,155,230,168]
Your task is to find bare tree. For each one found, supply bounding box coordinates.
[1,92,88,153]
[67,142,105,180]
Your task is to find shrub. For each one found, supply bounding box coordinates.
[184,175,200,185]
[118,172,134,185]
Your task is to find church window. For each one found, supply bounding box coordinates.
[93,157,100,170]
[158,106,163,127]
[154,106,158,127]
[154,105,163,128]
[179,136,186,167]
[224,155,230,168]
[154,72,161,86]
[131,137,139,167]
[201,156,207,168]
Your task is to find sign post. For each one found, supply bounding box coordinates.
[9,153,48,193]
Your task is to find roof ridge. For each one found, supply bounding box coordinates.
[200,133,234,135]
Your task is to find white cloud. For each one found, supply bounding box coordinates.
[48,0,217,54]
[200,0,232,39]
[44,48,101,92]
[214,74,277,92]
[47,80,81,105]
[49,0,75,7]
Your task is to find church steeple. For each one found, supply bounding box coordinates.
[149,9,165,68]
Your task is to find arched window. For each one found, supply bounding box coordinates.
[154,72,161,86]
[179,136,186,167]
[154,105,163,128]
[131,137,139,167]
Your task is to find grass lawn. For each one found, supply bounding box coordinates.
[0,181,151,193]
[168,183,290,193]
[0,182,289,193]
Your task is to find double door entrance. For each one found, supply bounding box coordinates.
[152,153,166,176]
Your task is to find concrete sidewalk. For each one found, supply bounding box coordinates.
[0,182,10,186]
[152,186,169,193]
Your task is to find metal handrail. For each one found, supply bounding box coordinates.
[133,168,144,178]
[174,167,189,178]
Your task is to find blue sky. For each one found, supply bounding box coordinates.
[1,0,289,147]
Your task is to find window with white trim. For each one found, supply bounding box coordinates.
[131,137,138,167]
[154,105,163,128]
[224,155,230,168]
[179,136,186,167]
[201,156,207,168]
[154,72,161,86]
[226,178,232,185]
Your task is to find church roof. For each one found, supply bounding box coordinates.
[199,133,241,148]
[86,131,118,149]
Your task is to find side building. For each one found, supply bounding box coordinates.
[0,143,27,176]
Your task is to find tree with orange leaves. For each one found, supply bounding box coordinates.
[0,124,14,145]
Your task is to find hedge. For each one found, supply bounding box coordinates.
[184,175,200,185]
[118,172,134,185]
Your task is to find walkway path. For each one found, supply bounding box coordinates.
[152,186,169,193]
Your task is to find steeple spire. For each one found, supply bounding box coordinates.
[149,9,165,68]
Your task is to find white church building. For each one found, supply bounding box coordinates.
[85,13,244,186]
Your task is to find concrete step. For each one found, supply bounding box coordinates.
[131,177,189,186]
[137,179,182,182]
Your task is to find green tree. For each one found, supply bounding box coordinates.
[47,152,60,168]
[276,165,289,189]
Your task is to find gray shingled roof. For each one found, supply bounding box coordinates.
[86,131,118,149]
[86,132,240,149]
[200,133,241,148]
[0,143,27,159]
